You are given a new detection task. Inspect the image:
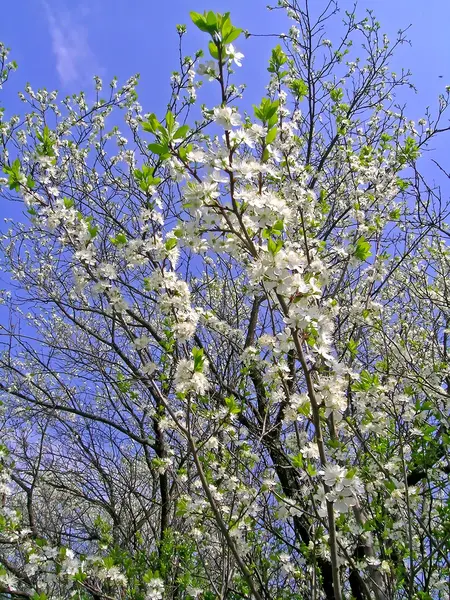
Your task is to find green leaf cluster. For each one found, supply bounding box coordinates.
[164,237,178,251]
[36,125,55,157]
[192,347,206,372]
[143,111,190,160]
[3,158,33,191]
[190,11,242,45]
[268,45,288,78]
[398,136,420,165]
[110,232,127,246]
[352,370,380,392]
[289,78,308,100]
[134,164,161,193]
[268,237,283,256]
[253,98,279,156]
[330,87,344,102]
[253,98,279,127]
[353,236,372,261]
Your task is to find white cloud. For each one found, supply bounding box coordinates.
[43,1,100,87]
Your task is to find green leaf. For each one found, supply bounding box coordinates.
[399,136,420,164]
[306,462,317,477]
[265,102,279,120]
[165,238,178,251]
[192,347,205,372]
[36,125,55,157]
[206,11,217,29]
[253,98,279,125]
[88,224,99,238]
[4,158,23,191]
[352,370,379,392]
[190,10,219,35]
[268,45,287,73]
[148,142,169,156]
[265,126,277,145]
[173,124,189,140]
[179,143,192,160]
[389,208,401,220]
[347,338,358,358]
[292,453,304,469]
[330,87,344,102]
[142,113,161,134]
[110,232,127,246]
[354,237,372,261]
[165,110,175,133]
[267,113,278,129]
[176,496,189,516]
[268,238,283,256]
[189,12,210,33]
[271,219,284,235]
[290,78,308,99]
[225,395,241,414]
[208,41,219,60]
[396,178,410,192]
[223,27,242,45]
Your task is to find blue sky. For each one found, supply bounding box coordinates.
[0,1,287,115]
[1,1,449,113]
[1,0,450,197]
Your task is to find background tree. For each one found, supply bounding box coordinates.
[0,1,449,599]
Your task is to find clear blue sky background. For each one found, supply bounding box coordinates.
[1,1,450,115]
[0,0,450,203]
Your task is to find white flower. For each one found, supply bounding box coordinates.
[61,554,80,576]
[133,336,151,351]
[96,263,117,280]
[228,128,257,148]
[74,248,96,266]
[213,106,242,130]
[204,436,219,450]
[326,486,358,514]
[141,361,157,376]
[380,561,391,573]
[173,318,197,342]
[321,464,346,487]
[320,465,363,514]
[283,393,310,422]
[0,572,18,589]
[174,359,209,395]
[279,552,295,574]
[226,44,244,67]
[107,287,129,313]
[187,149,206,163]
[197,60,218,80]
[146,577,165,600]
[48,186,60,197]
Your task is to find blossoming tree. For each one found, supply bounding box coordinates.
[0,1,449,599]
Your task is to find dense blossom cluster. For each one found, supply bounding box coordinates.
[0,3,449,600]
